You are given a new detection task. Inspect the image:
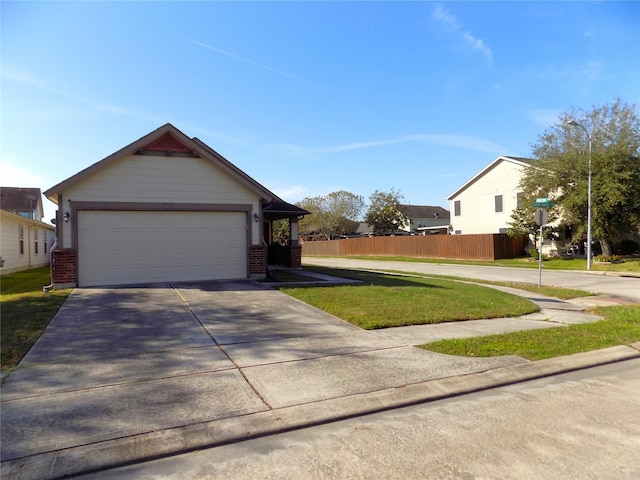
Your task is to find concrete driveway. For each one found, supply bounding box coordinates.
[2,280,540,479]
[1,282,523,478]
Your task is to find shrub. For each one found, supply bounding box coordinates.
[614,239,640,256]
[594,254,623,263]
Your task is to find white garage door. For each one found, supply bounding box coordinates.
[78,211,247,287]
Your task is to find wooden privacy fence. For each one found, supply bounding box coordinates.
[302,234,526,260]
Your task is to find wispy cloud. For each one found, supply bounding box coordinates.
[431,4,493,63]
[0,160,43,186]
[266,182,338,203]
[273,184,309,201]
[184,37,317,86]
[526,108,562,128]
[2,66,166,124]
[2,65,66,96]
[276,133,507,156]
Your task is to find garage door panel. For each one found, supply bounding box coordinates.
[78,211,247,287]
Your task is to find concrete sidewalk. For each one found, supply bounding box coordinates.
[1,278,638,480]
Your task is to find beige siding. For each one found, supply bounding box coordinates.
[77,211,247,287]
[60,154,261,247]
[0,211,55,275]
[450,160,526,234]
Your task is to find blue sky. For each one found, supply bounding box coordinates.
[2,1,639,222]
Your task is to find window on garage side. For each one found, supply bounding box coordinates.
[495,195,503,213]
[34,228,39,255]
[454,200,461,216]
[19,226,24,255]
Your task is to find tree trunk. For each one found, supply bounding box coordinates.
[599,238,613,257]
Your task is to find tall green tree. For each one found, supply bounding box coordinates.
[297,190,365,240]
[506,198,559,256]
[520,98,640,256]
[364,189,408,235]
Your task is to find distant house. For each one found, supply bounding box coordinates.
[447,156,533,235]
[339,205,450,238]
[0,187,56,274]
[343,221,374,238]
[398,204,450,235]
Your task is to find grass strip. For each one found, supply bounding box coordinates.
[420,305,640,361]
[282,269,538,330]
[304,265,593,300]
[1,267,71,370]
[373,269,594,300]
[308,255,640,272]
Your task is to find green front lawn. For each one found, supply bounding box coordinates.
[281,269,538,330]
[1,267,71,371]
[420,305,640,360]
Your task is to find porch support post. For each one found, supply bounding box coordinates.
[289,217,302,268]
[289,218,299,246]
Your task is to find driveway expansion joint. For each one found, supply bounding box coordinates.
[171,286,274,410]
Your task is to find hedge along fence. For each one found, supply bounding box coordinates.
[301,234,526,260]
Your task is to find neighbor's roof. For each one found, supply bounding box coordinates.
[399,204,450,220]
[44,123,288,208]
[447,155,534,201]
[0,187,43,214]
[353,222,374,235]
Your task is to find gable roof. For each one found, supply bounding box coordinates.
[398,204,450,220]
[44,123,279,205]
[447,155,534,201]
[0,187,44,219]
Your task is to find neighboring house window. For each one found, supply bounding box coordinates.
[499,228,508,234]
[454,230,462,235]
[495,195,503,213]
[34,229,39,255]
[19,226,24,255]
[44,238,48,254]
[454,200,461,216]
[517,192,525,209]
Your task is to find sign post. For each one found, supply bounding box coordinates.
[532,199,553,287]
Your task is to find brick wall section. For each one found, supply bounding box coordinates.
[289,245,302,268]
[249,245,266,274]
[52,249,77,284]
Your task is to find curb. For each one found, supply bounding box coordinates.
[3,345,638,480]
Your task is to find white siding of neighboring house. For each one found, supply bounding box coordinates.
[449,159,526,235]
[0,210,55,275]
[59,154,262,248]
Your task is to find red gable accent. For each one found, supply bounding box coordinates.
[143,133,193,153]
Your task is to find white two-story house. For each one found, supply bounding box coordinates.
[447,156,533,235]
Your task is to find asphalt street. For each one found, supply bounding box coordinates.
[76,358,640,479]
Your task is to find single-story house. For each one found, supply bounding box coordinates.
[0,187,56,274]
[44,123,308,288]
